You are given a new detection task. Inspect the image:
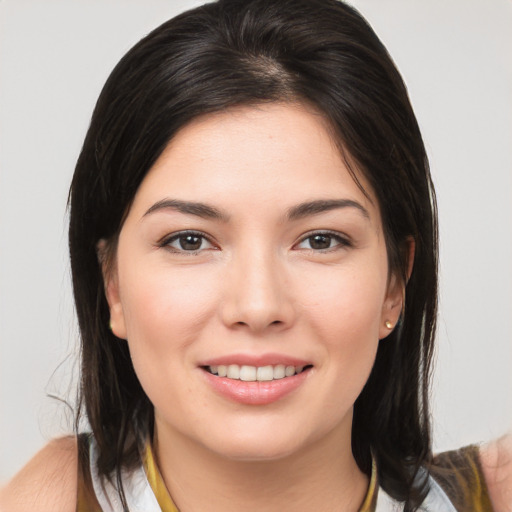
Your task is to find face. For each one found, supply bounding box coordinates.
[105,103,403,462]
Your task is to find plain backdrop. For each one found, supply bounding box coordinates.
[1,0,511,481]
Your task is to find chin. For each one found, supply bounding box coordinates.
[200,424,306,462]
[214,441,301,463]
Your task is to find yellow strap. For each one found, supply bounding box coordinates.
[143,440,377,512]
[359,455,378,512]
[143,441,180,512]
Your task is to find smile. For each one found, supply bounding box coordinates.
[206,364,310,382]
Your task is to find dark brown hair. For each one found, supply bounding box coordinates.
[69,0,438,509]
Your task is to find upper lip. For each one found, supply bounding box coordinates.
[199,353,312,368]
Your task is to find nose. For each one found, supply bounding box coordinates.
[220,247,295,334]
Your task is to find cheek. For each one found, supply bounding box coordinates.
[299,263,387,340]
[296,262,387,393]
[118,262,221,370]
[118,266,221,415]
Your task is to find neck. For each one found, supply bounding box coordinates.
[153,422,369,512]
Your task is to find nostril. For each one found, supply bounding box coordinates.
[232,319,283,330]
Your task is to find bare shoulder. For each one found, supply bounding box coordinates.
[479,434,512,512]
[0,436,77,512]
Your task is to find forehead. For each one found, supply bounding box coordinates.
[130,103,379,222]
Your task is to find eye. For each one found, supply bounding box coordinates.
[295,232,350,251]
[161,231,215,253]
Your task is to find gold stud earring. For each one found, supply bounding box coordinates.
[385,320,393,329]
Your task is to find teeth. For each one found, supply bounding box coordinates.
[227,364,240,379]
[273,364,285,379]
[240,365,257,381]
[208,364,307,381]
[256,365,273,381]
[285,365,295,377]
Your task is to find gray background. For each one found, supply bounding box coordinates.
[1,0,511,481]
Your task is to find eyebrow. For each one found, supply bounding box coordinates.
[143,199,229,222]
[143,198,369,222]
[287,199,370,221]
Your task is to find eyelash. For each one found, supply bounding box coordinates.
[294,231,352,252]
[158,230,216,254]
[158,229,351,255]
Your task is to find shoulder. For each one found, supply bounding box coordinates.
[0,436,77,512]
[430,444,495,511]
[479,434,512,512]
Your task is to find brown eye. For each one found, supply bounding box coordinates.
[308,234,332,250]
[295,231,350,251]
[179,234,203,251]
[162,231,214,253]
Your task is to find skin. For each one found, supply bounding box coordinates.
[0,437,77,511]
[1,103,509,511]
[103,103,403,511]
[480,434,512,512]
[1,103,400,512]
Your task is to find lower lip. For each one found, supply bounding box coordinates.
[202,368,310,405]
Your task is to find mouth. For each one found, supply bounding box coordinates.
[203,364,313,382]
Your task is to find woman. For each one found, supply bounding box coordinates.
[0,0,506,510]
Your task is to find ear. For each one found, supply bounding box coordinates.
[97,239,127,340]
[379,238,415,340]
